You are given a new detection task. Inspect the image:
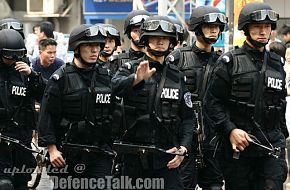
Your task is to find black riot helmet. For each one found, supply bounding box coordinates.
[0,29,26,61]
[238,3,278,48]
[124,10,151,39]
[171,18,189,43]
[189,6,227,32]
[140,15,177,56]
[238,2,278,31]
[68,24,106,51]
[99,24,121,46]
[189,6,227,44]
[0,18,25,39]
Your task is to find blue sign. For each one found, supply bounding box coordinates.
[83,0,133,20]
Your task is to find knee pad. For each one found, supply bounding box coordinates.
[0,179,14,190]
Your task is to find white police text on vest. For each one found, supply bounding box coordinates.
[96,94,111,104]
[161,88,179,99]
[11,86,26,96]
[267,77,282,90]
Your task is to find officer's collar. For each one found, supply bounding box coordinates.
[192,42,214,54]
[144,54,164,72]
[129,48,144,59]
[72,61,95,72]
[96,58,106,66]
[243,42,265,58]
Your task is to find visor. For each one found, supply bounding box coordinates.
[250,10,279,22]
[174,24,184,34]
[129,15,150,25]
[203,13,227,24]
[142,20,175,33]
[103,26,120,37]
[1,48,26,60]
[0,22,23,30]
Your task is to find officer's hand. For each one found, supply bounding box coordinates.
[15,61,31,76]
[229,128,252,152]
[166,146,187,169]
[133,60,156,86]
[47,144,66,168]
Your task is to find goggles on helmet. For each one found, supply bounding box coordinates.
[250,10,279,22]
[0,22,23,30]
[174,24,184,34]
[103,26,120,37]
[130,15,150,25]
[85,25,107,37]
[203,13,227,24]
[1,48,26,60]
[142,20,175,33]
[70,25,107,43]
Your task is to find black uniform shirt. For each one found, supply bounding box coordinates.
[204,42,287,152]
[112,54,194,151]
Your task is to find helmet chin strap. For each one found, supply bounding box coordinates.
[147,46,169,57]
[247,36,268,48]
[100,47,116,58]
[74,47,96,67]
[195,28,219,45]
[132,39,145,48]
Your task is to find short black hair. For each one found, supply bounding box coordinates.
[269,41,286,58]
[39,38,57,51]
[39,21,54,38]
[278,24,290,36]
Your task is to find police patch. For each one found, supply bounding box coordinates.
[123,62,131,70]
[222,55,230,63]
[184,92,192,108]
[52,74,60,80]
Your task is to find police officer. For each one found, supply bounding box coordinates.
[112,15,194,189]
[171,18,189,49]
[38,24,115,189]
[0,18,25,39]
[109,10,151,68]
[204,2,288,190]
[97,24,121,74]
[0,29,45,190]
[167,6,226,190]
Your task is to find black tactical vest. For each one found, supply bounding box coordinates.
[0,68,35,129]
[122,60,183,146]
[59,63,113,143]
[228,48,286,129]
[172,46,220,100]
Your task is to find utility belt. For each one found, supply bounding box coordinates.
[60,118,105,145]
[228,99,282,129]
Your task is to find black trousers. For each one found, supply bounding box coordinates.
[179,149,197,190]
[197,147,223,190]
[48,150,113,190]
[123,154,184,190]
[0,142,36,189]
[223,151,287,190]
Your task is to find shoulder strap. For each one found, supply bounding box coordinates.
[154,65,168,118]
[253,52,268,125]
[199,53,214,99]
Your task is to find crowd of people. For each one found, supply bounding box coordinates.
[0,2,289,190]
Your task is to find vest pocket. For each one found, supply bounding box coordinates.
[231,77,253,99]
